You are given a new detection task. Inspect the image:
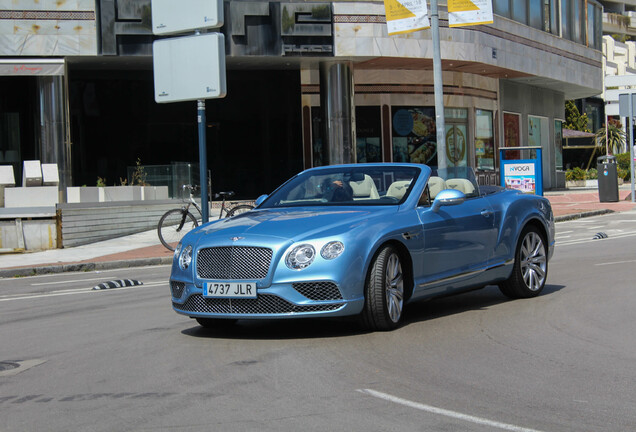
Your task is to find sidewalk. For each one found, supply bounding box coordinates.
[1,187,635,278]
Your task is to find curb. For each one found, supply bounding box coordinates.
[554,209,614,222]
[0,256,173,279]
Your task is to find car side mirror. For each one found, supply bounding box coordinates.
[432,189,466,213]
[254,194,268,207]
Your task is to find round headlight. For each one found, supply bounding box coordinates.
[321,241,345,260]
[286,244,316,270]
[174,243,182,259]
[179,245,193,270]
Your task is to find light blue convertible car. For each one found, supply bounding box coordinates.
[170,163,554,331]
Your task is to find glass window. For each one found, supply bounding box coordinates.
[494,0,511,17]
[561,0,570,40]
[512,0,528,24]
[529,0,543,29]
[475,110,495,170]
[355,106,382,163]
[503,112,521,160]
[554,120,563,171]
[587,3,595,47]
[571,0,581,43]
[549,0,559,34]
[594,4,602,49]
[391,107,437,165]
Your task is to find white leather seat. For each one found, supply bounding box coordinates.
[446,178,475,195]
[386,180,411,200]
[350,174,380,200]
[427,176,447,199]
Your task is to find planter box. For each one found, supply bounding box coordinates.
[100,186,142,202]
[141,186,169,200]
[67,187,100,203]
[67,186,170,203]
[566,180,598,188]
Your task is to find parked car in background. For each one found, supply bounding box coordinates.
[169,163,554,331]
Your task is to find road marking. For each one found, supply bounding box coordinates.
[595,259,636,266]
[31,276,128,286]
[358,389,548,432]
[0,282,165,302]
[0,265,171,281]
[557,231,636,247]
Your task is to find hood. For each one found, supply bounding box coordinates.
[192,207,397,245]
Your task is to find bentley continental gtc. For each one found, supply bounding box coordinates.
[170,163,554,331]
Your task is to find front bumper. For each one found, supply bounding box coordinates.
[170,280,364,319]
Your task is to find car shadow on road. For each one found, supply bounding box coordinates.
[402,284,566,326]
[181,284,566,340]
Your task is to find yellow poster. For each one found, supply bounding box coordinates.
[448,0,493,27]
[384,0,430,35]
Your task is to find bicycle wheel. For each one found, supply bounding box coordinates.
[158,209,198,251]
[227,204,254,217]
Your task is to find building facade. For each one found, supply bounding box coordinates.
[0,0,603,198]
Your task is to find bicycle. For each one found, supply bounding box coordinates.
[157,185,254,251]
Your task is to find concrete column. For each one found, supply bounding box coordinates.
[37,75,72,191]
[320,61,356,165]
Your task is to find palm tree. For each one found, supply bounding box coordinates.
[595,119,626,155]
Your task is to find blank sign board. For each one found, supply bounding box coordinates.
[151,0,223,35]
[153,33,227,103]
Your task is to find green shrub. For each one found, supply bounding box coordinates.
[565,167,586,181]
[616,152,631,171]
[585,168,598,179]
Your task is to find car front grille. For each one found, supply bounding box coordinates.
[170,281,186,298]
[174,294,343,315]
[293,282,343,301]
[196,246,273,280]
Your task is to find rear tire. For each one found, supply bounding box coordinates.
[227,204,254,217]
[499,226,548,299]
[158,209,198,251]
[362,245,405,331]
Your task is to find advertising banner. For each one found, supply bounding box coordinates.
[448,0,493,27]
[383,0,430,35]
[500,148,544,196]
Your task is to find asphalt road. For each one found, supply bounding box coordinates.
[1,211,636,432]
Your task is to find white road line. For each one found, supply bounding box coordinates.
[0,282,165,302]
[0,265,171,281]
[595,259,636,266]
[358,389,548,432]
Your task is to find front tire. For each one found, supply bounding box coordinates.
[499,226,548,299]
[157,209,198,251]
[362,245,405,331]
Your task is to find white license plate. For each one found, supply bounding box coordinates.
[204,282,257,298]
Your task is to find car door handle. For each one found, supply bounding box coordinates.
[481,209,493,218]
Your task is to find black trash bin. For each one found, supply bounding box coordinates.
[597,155,619,202]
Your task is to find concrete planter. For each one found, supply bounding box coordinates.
[67,187,100,203]
[141,186,169,200]
[100,186,142,202]
[67,186,169,203]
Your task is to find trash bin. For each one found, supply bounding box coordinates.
[597,155,619,202]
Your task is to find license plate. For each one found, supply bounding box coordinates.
[204,282,257,298]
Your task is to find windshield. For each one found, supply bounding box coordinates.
[258,165,422,208]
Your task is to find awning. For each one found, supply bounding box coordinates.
[563,128,596,149]
[0,59,64,76]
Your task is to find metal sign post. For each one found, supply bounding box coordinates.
[197,100,209,222]
[430,0,447,170]
[617,93,636,203]
[152,0,226,223]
